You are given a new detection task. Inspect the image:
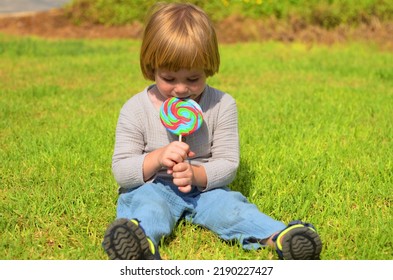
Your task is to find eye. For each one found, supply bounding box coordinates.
[162,77,174,82]
[188,78,199,82]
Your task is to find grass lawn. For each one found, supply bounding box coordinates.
[0,34,392,259]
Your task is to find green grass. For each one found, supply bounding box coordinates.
[0,34,392,260]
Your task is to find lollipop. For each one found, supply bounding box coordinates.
[160,97,203,141]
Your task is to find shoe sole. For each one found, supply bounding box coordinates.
[281,226,322,260]
[103,218,154,260]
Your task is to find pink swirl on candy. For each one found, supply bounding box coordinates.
[160,97,203,140]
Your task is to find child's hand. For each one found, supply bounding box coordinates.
[172,161,194,193]
[158,141,195,171]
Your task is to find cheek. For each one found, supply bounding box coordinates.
[156,81,173,94]
[191,81,206,93]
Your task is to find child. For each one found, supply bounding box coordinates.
[103,2,322,260]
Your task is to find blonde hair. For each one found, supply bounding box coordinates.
[140,3,220,81]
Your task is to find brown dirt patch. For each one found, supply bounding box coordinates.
[1,8,392,51]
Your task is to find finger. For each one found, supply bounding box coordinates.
[172,162,188,172]
[173,176,192,189]
[174,140,190,149]
[161,152,185,167]
[168,150,188,163]
[173,141,191,158]
[161,158,176,169]
[178,185,192,193]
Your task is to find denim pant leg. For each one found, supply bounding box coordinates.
[116,181,188,245]
[191,187,286,250]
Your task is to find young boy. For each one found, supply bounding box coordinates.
[103,2,322,260]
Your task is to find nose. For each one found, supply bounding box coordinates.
[174,83,189,95]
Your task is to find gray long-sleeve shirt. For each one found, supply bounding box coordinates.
[112,84,239,192]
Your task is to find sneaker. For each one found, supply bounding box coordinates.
[273,220,322,260]
[103,218,161,260]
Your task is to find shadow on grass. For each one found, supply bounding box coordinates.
[230,156,255,197]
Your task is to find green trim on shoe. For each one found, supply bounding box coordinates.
[275,224,304,252]
[147,237,156,256]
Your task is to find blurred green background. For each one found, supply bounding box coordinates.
[65,0,393,28]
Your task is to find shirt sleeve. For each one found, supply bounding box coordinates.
[111,98,147,189]
[199,94,240,191]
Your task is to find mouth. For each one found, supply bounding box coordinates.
[175,95,192,100]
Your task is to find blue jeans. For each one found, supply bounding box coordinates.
[116,179,286,250]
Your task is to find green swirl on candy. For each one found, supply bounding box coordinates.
[160,97,203,138]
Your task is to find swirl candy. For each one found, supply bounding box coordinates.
[160,97,203,141]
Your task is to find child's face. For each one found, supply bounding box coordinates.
[154,68,206,101]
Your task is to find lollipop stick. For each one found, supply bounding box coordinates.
[179,134,182,142]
